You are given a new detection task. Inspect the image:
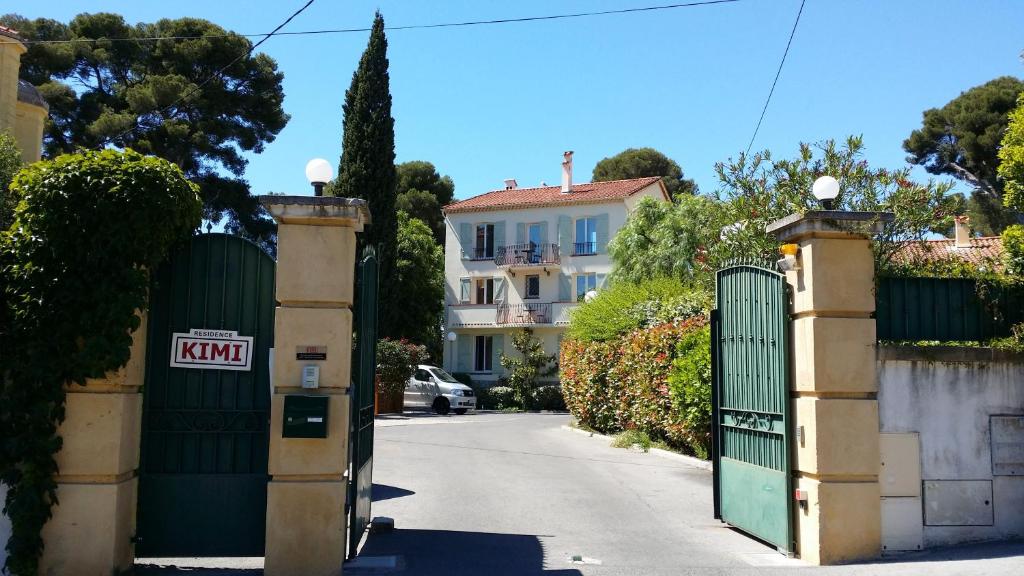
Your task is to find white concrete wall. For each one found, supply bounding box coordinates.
[877,346,1024,550]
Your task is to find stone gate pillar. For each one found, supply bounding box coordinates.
[766,211,891,565]
[261,196,370,576]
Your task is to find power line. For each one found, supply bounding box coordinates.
[98,0,317,148]
[18,1,742,45]
[745,0,805,155]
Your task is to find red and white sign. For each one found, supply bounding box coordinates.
[170,329,253,371]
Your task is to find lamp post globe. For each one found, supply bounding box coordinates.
[812,176,840,210]
[305,158,333,197]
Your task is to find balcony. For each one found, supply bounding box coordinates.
[448,305,497,328]
[572,241,597,256]
[497,303,552,325]
[494,243,560,272]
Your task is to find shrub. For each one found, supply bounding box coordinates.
[485,386,516,409]
[376,338,426,396]
[667,325,713,458]
[565,276,711,343]
[499,328,557,409]
[1003,224,1024,276]
[531,385,566,411]
[451,372,474,387]
[611,429,652,452]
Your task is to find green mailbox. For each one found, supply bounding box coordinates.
[282,395,329,438]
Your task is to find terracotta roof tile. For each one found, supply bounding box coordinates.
[0,26,23,41]
[892,237,1004,269]
[444,177,663,214]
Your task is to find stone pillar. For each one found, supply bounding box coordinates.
[767,211,891,565]
[40,315,147,576]
[261,196,369,576]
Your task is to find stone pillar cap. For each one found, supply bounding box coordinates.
[260,195,371,229]
[766,210,894,242]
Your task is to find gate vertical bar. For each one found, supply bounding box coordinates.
[710,308,722,521]
[349,247,379,559]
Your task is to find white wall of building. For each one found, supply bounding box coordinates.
[877,346,1024,551]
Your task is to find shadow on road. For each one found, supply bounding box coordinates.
[372,482,415,502]
[352,528,583,576]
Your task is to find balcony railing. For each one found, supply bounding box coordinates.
[497,303,552,325]
[494,243,560,268]
[572,241,597,256]
[470,246,495,260]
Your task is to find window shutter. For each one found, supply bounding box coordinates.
[516,222,526,244]
[459,222,472,259]
[494,276,506,304]
[539,221,549,245]
[557,215,572,253]
[456,334,472,372]
[494,221,506,251]
[595,213,610,253]
[491,334,504,375]
[558,274,571,301]
[459,277,471,303]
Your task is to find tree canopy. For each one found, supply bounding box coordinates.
[386,212,444,360]
[1,12,290,248]
[592,147,697,198]
[609,137,961,288]
[0,132,22,230]
[903,76,1024,234]
[329,12,400,337]
[999,94,1024,211]
[395,160,454,243]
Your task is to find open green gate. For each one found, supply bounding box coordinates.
[348,247,379,559]
[137,233,275,556]
[712,260,793,553]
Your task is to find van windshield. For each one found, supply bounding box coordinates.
[430,368,460,384]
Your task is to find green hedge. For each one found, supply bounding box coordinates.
[561,316,711,457]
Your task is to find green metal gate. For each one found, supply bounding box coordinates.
[348,247,379,559]
[712,260,793,552]
[137,233,275,556]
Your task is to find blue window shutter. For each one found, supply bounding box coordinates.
[459,277,471,303]
[459,222,472,259]
[557,215,572,253]
[596,213,610,253]
[456,334,472,371]
[491,334,504,375]
[516,222,526,244]
[539,221,549,245]
[494,221,506,252]
[558,274,571,301]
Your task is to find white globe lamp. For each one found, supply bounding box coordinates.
[305,158,333,197]
[584,290,599,303]
[812,176,840,210]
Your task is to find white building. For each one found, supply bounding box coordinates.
[441,152,669,384]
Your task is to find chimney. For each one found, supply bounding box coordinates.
[504,178,517,190]
[561,151,574,193]
[954,215,971,248]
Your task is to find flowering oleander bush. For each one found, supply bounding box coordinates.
[376,338,427,396]
[561,316,711,456]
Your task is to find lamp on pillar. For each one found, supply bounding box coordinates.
[446,331,458,370]
[304,158,333,197]
[812,176,840,211]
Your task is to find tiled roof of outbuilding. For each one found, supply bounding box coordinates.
[892,237,1004,269]
[17,80,48,110]
[444,176,663,214]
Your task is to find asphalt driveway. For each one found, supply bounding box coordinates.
[358,411,1024,576]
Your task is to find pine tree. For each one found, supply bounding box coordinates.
[333,11,399,336]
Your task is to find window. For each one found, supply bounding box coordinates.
[475,223,495,259]
[459,277,471,303]
[576,273,597,301]
[525,275,540,299]
[474,335,493,371]
[527,223,543,263]
[414,368,432,381]
[574,217,597,255]
[476,278,494,304]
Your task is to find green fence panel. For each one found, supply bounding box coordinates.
[875,277,1021,342]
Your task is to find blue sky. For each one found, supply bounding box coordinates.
[16,0,1024,201]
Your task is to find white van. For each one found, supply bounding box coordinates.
[404,365,476,415]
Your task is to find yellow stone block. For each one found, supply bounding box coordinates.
[789,238,875,315]
[792,317,877,393]
[273,307,352,389]
[793,397,880,477]
[276,223,357,306]
[795,476,881,565]
[84,312,148,390]
[56,392,142,477]
[39,477,137,576]
[265,480,346,576]
[269,394,349,476]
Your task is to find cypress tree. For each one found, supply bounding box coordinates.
[333,11,399,337]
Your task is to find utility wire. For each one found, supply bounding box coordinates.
[745,0,805,155]
[18,1,742,45]
[97,0,317,148]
